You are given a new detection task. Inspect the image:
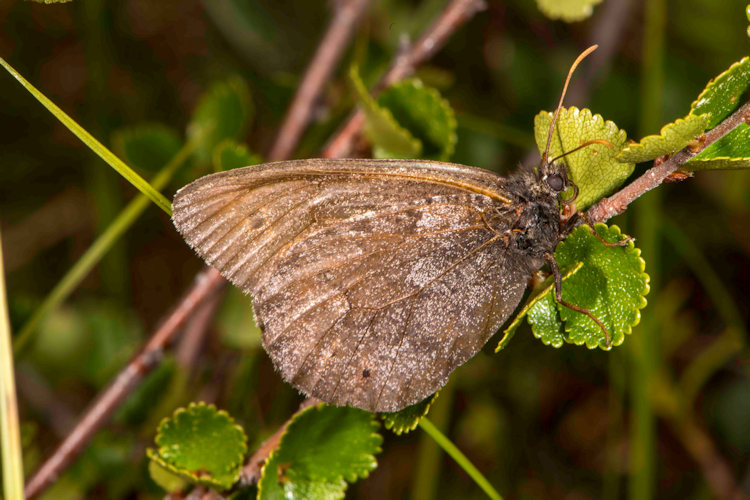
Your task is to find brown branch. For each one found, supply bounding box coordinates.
[587,100,750,223]
[239,398,320,486]
[267,0,371,161]
[24,267,225,499]
[322,0,487,158]
[175,286,226,370]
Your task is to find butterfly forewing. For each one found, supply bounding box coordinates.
[172,159,527,412]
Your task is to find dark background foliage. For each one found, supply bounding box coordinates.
[1,0,749,498]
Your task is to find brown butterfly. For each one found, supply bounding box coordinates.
[172,46,605,412]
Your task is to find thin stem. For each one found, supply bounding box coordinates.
[418,418,502,500]
[322,0,487,158]
[412,380,455,500]
[24,267,225,499]
[267,0,371,161]
[0,229,25,500]
[586,100,750,224]
[13,141,194,356]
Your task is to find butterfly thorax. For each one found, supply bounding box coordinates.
[502,166,566,266]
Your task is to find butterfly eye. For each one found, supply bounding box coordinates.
[546,172,566,192]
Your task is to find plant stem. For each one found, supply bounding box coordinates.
[13,141,193,356]
[418,418,502,500]
[0,229,25,500]
[412,381,454,500]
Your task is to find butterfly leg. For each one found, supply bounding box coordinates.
[545,253,612,348]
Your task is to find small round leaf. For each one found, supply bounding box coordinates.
[527,224,650,350]
[350,66,422,158]
[377,79,457,161]
[536,0,602,22]
[258,404,382,500]
[381,393,439,435]
[188,77,253,166]
[212,139,262,172]
[148,402,248,491]
[112,123,182,173]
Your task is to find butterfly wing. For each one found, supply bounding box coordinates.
[172,159,528,412]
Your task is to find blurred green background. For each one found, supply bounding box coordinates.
[1,0,749,498]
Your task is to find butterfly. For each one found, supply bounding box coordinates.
[171,46,606,412]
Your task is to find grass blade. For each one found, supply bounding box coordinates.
[0,228,25,500]
[0,57,171,214]
[418,418,502,500]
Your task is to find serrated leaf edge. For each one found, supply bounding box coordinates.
[350,66,422,157]
[212,138,262,172]
[535,107,629,155]
[616,114,710,163]
[147,448,230,491]
[690,56,750,119]
[380,392,439,435]
[555,224,650,350]
[152,402,248,490]
[384,78,458,160]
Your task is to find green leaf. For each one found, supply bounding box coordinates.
[617,114,710,164]
[148,402,248,491]
[112,124,182,173]
[535,0,602,22]
[148,460,188,494]
[496,262,584,351]
[376,79,457,161]
[534,107,632,210]
[690,57,750,128]
[258,404,382,500]
[212,139,262,172]
[526,224,649,350]
[350,66,422,158]
[686,123,750,170]
[188,76,253,166]
[0,56,172,214]
[381,393,439,435]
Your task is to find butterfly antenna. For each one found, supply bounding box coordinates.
[542,45,599,166]
[548,139,613,164]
